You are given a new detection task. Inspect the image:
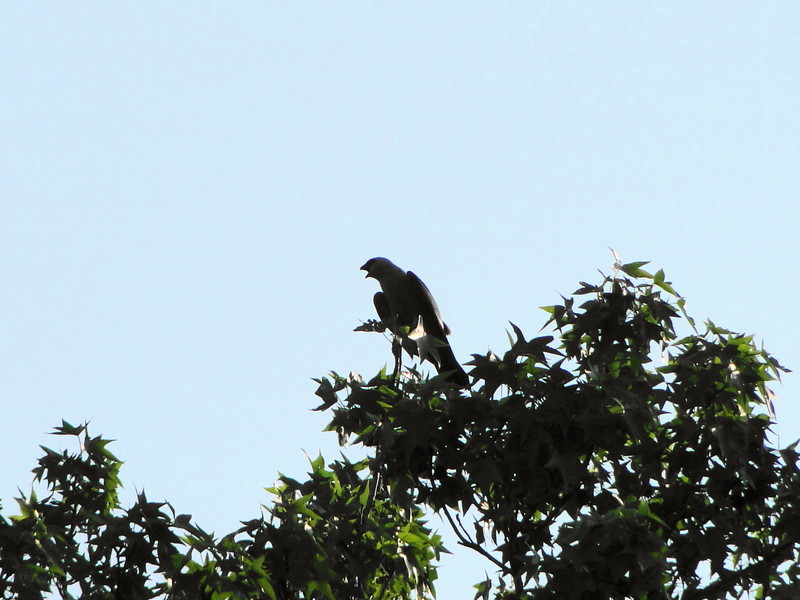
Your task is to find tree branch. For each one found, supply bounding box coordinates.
[442,507,506,572]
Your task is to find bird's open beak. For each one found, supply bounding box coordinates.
[360,263,370,277]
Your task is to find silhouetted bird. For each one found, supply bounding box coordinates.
[361,257,469,386]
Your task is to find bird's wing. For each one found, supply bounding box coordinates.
[404,271,450,340]
[372,292,393,324]
[404,271,467,384]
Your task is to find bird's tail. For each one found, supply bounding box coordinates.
[436,345,469,387]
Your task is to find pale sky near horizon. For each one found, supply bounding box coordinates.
[2,4,799,597]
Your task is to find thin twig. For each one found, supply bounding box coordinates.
[441,507,506,572]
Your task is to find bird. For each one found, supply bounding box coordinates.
[361,257,469,386]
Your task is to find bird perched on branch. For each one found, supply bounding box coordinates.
[360,257,469,386]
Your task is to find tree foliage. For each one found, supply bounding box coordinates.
[0,422,440,599]
[325,262,799,599]
[2,262,798,599]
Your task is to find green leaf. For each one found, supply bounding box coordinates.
[620,261,652,278]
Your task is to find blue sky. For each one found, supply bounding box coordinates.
[2,4,799,597]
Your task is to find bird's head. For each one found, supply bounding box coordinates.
[360,257,400,280]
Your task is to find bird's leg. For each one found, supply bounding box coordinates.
[391,336,402,382]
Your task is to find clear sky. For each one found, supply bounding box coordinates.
[2,4,798,597]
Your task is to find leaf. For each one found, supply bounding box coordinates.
[53,419,86,436]
[620,261,652,279]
